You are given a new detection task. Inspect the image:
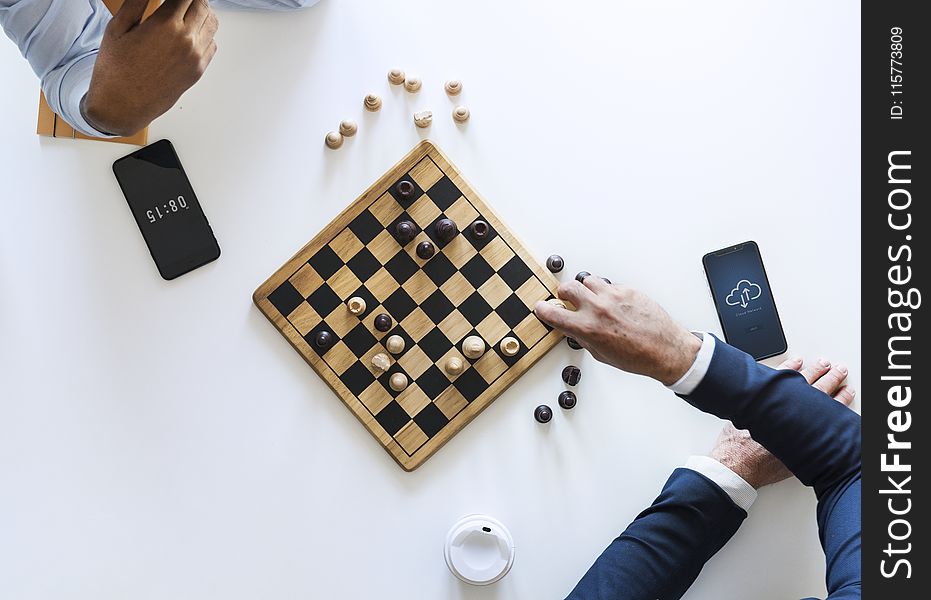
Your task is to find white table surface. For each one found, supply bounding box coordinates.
[0,1,860,598]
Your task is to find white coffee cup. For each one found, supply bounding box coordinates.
[444,514,515,585]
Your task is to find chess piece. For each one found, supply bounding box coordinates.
[347,296,367,315]
[444,356,464,376]
[339,120,358,137]
[374,313,393,332]
[499,337,520,357]
[324,131,343,149]
[566,337,582,350]
[546,298,567,310]
[462,336,485,360]
[546,255,564,273]
[371,352,391,374]
[364,93,382,112]
[534,405,553,423]
[575,271,591,283]
[434,218,458,243]
[388,68,406,85]
[416,240,436,259]
[602,277,612,284]
[445,79,462,95]
[413,110,433,128]
[470,220,489,239]
[404,76,422,92]
[452,106,470,123]
[558,390,577,409]
[396,180,416,199]
[562,365,581,386]
[395,220,417,245]
[385,335,405,355]
[314,330,333,349]
[390,372,409,392]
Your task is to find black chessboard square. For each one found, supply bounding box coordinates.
[388,211,422,247]
[495,329,530,366]
[418,327,453,362]
[267,281,304,317]
[306,284,342,318]
[308,246,343,280]
[342,323,378,358]
[416,365,452,399]
[498,255,534,290]
[383,287,418,322]
[497,293,532,329]
[422,252,457,286]
[421,289,456,324]
[348,285,378,319]
[340,361,376,397]
[384,250,420,285]
[425,214,458,249]
[388,176,424,206]
[466,218,497,251]
[458,292,494,326]
[346,248,381,281]
[304,321,340,357]
[414,402,449,438]
[375,400,411,437]
[460,254,495,288]
[426,176,462,211]
[348,210,383,245]
[453,368,488,403]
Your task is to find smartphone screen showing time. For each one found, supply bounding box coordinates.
[702,241,787,360]
[113,140,220,280]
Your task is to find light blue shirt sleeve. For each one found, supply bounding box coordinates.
[0,0,320,137]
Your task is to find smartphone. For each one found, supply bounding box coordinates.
[702,241,787,360]
[113,140,220,280]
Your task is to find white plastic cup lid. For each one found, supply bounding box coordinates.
[444,514,515,585]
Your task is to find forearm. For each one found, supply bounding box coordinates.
[210,0,318,9]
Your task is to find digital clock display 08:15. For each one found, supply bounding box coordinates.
[147,195,190,223]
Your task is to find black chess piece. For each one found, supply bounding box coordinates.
[374,313,393,332]
[396,180,415,199]
[314,330,333,349]
[416,240,436,259]
[396,220,417,245]
[546,255,564,273]
[558,390,577,409]
[434,218,458,243]
[566,337,583,350]
[470,220,489,239]
[562,365,581,386]
[534,405,553,423]
[575,271,591,283]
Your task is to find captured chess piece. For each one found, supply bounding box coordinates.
[534,405,553,423]
[364,93,382,112]
[388,68,406,85]
[470,220,489,239]
[575,271,591,283]
[566,337,582,350]
[324,131,344,149]
[404,76,422,93]
[562,365,581,386]
[416,240,436,259]
[374,313,393,332]
[452,106,470,123]
[462,336,485,360]
[546,255,564,273]
[445,79,463,96]
[434,218,458,243]
[396,220,417,245]
[396,180,416,200]
[414,110,433,128]
[339,120,358,137]
[558,390,577,409]
[314,330,333,350]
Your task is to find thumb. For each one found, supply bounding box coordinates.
[110,0,151,33]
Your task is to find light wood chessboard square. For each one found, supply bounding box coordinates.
[254,140,562,470]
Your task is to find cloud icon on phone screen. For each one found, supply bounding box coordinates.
[725,280,762,309]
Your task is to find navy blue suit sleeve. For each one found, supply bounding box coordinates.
[683,338,861,599]
[566,468,746,600]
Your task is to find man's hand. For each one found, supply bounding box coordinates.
[709,356,857,489]
[82,0,219,136]
[534,277,701,385]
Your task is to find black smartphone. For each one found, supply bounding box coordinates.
[113,140,220,280]
[702,241,787,360]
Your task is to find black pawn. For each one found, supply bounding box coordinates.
[575,271,591,283]
[434,218,458,243]
[546,255,564,273]
[562,365,581,386]
[558,390,577,409]
[602,277,612,284]
[566,337,583,350]
[470,220,489,239]
[534,404,553,423]
[416,240,436,259]
[396,220,417,245]
[314,330,333,349]
[396,180,415,199]
[374,313,393,332]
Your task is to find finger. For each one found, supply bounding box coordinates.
[201,39,218,67]
[155,0,196,20]
[799,357,831,384]
[833,385,856,407]
[812,363,849,396]
[534,300,582,337]
[186,0,210,24]
[111,0,151,32]
[582,275,611,294]
[777,356,804,371]
[556,280,597,309]
[199,11,219,40]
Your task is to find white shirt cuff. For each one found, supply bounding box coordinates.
[684,455,758,512]
[666,331,715,395]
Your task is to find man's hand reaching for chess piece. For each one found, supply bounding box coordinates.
[82,0,219,137]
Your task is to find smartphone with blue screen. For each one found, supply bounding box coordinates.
[702,241,787,360]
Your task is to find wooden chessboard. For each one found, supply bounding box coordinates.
[253,141,562,470]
